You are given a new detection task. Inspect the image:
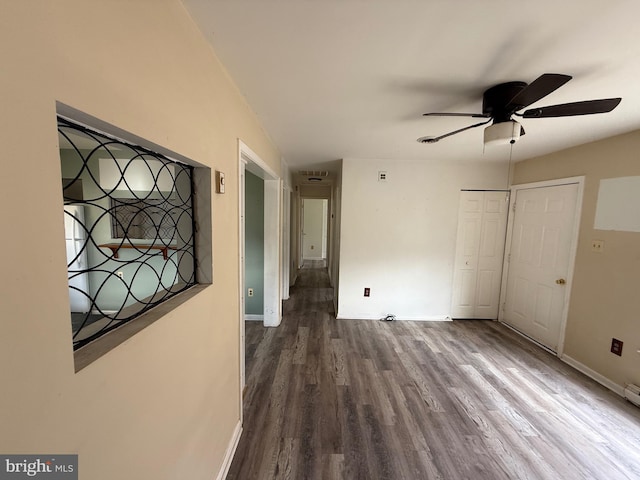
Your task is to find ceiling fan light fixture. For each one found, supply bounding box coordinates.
[484,120,522,146]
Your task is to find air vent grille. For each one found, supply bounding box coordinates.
[298,170,329,177]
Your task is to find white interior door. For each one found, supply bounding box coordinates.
[502,182,580,351]
[451,191,508,319]
[302,198,326,260]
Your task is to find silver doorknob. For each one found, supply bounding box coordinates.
[556,278,566,285]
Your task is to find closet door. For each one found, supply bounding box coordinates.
[450,191,508,319]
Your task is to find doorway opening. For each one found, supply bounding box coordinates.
[238,141,281,392]
[301,198,329,262]
[244,171,265,320]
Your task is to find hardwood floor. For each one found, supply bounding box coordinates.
[228,263,640,479]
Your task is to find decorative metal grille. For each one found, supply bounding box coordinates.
[58,117,196,350]
[110,197,177,240]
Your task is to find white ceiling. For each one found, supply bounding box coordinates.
[182,0,640,172]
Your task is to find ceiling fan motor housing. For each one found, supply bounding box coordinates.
[482,81,527,121]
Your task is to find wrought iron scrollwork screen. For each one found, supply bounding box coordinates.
[58,117,196,350]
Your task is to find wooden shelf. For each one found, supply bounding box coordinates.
[99,243,176,260]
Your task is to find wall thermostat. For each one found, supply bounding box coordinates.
[216,171,225,194]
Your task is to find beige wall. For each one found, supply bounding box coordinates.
[513,130,640,390]
[338,157,508,320]
[0,1,280,479]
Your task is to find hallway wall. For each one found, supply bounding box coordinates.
[0,2,280,479]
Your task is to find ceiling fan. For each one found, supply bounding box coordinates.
[417,73,621,145]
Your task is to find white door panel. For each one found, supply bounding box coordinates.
[458,270,476,306]
[476,270,496,306]
[302,198,327,260]
[451,191,508,319]
[462,218,481,257]
[479,219,500,256]
[502,183,579,351]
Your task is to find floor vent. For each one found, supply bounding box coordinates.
[624,384,640,407]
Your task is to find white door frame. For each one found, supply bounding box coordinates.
[238,140,281,392]
[498,176,584,357]
[281,181,292,300]
[299,193,332,267]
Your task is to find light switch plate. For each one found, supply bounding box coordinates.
[216,171,225,194]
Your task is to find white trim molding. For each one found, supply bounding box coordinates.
[561,354,625,397]
[215,421,242,480]
[335,314,452,321]
[237,138,282,403]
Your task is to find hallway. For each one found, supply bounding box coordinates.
[227,264,640,479]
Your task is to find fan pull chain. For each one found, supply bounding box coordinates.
[507,141,514,190]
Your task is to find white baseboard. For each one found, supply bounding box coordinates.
[216,421,242,480]
[403,315,452,322]
[561,354,625,397]
[244,314,264,321]
[335,314,452,321]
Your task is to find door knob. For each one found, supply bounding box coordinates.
[555,278,566,285]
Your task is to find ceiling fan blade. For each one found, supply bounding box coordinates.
[417,118,492,143]
[423,112,489,118]
[505,73,572,111]
[522,98,622,118]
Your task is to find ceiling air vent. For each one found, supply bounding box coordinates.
[298,170,329,177]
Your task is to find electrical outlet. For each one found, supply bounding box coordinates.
[591,240,604,253]
[611,338,623,356]
[364,287,370,297]
[117,271,124,279]
[248,288,254,297]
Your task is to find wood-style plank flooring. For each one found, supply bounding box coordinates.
[227,262,640,479]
